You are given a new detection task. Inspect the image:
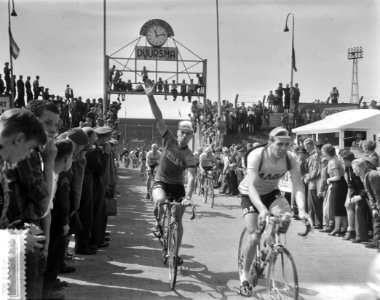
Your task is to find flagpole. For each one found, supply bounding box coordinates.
[103,0,107,119]
[8,0,14,107]
[216,0,221,116]
[283,13,295,88]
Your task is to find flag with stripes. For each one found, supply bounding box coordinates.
[9,28,20,60]
[292,45,297,72]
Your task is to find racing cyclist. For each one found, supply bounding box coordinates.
[199,145,216,193]
[145,144,162,199]
[237,127,311,297]
[145,79,196,266]
[139,147,147,177]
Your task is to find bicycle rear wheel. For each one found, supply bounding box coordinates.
[266,245,299,300]
[168,223,179,290]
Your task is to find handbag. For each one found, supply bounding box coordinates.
[105,196,117,216]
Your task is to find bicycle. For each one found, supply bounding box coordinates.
[194,168,202,196]
[203,170,215,208]
[148,166,158,200]
[157,198,196,290]
[238,213,312,299]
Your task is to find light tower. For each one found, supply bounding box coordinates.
[347,47,363,104]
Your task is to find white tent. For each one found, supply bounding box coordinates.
[292,109,380,134]
[292,109,380,150]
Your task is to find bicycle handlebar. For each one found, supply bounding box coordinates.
[257,214,313,237]
[159,198,197,220]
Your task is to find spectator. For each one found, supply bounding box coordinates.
[11,74,16,99]
[33,75,40,100]
[352,158,380,250]
[65,84,74,100]
[275,83,283,109]
[342,152,369,243]
[0,74,5,95]
[171,80,178,101]
[362,140,379,169]
[180,79,187,101]
[25,76,33,103]
[351,132,364,150]
[330,87,339,104]
[4,62,11,95]
[267,90,275,111]
[304,139,323,229]
[188,78,196,103]
[283,83,290,109]
[16,75,25,108]
[322,144,348,236]
[290,83,300,109]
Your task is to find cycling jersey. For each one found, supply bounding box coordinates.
[155,130,195,185]
[146,150,161,166]
[199,152,216,167]
[238,146,299,195]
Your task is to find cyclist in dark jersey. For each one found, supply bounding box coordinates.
[145,79,196,266]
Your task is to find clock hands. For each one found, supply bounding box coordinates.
[154,29,158,37]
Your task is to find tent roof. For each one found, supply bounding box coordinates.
[292,109,380,134]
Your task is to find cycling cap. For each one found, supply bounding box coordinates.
[178,120,194,132]
[269,127,291,141]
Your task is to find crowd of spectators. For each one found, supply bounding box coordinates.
[294,136,380,252]
[1,61,122,136]
[0,61,124,300]
[109,65,205,103]
[0,100,122,300]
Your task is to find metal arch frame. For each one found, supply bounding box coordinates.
[105,36,207,105]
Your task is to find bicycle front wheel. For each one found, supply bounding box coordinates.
[266,245,299,300]
[168,223,179,290]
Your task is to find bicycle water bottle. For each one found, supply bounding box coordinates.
[278,212,292,234]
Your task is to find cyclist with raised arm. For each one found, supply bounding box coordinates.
[144,79,196,266]
[199,145,216,194]
[237,127,311,297]
[145,143,162,199]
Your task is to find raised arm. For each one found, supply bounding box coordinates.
[145,80,167,136]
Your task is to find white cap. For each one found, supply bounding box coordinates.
[178,120,193,132]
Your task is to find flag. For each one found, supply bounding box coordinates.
[178,108,182,118]
[292,44,297,72]
[9,28,20,60]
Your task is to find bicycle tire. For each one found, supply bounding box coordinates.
[209,179,215,208]
[168,223,179,290]
[266,245,299,300]
[161,207,169,264]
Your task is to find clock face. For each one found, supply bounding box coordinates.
[146,25,168,47]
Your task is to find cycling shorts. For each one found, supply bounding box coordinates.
[149,164,159,174]
[241,189,283,216]
[202,166,213,172]
[152,181,186,202]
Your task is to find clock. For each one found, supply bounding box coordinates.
[146,25,168,47]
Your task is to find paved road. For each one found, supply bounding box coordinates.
[61,167,378,300]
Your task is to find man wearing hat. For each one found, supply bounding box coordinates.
[303,138,323,229]
[145,80,196,266]
[87,126,112,249]
[237,127,311,296]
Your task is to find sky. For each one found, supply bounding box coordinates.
[1,0,379,119]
